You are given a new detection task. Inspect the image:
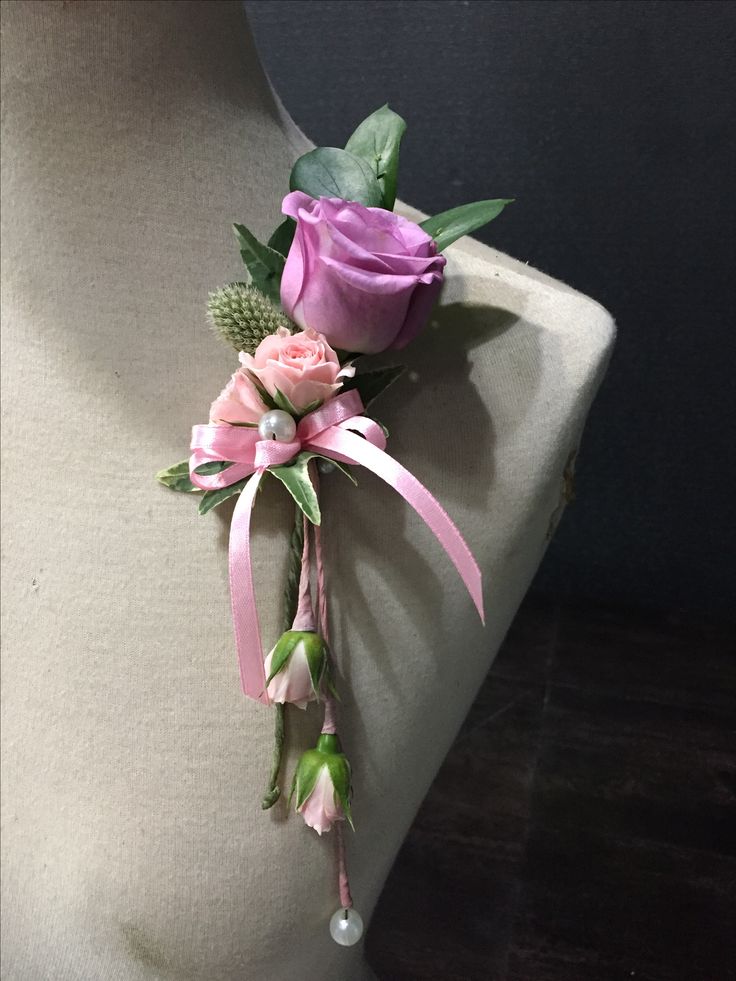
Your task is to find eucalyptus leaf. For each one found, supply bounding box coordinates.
[198,478,248,516]
[232,223,285,304]
[345,104,406,210]
[155,460,198,493]
[267,217,296,259]
[340,364,405,407]
[290,147,383,207]
[420,198,514,252]
[268,453,321,525]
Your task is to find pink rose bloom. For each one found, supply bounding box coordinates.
[209,326,353,423]
[298,766,346,836]
[209,363,267,425]
[243,325,353,414]
[280,192,446,355]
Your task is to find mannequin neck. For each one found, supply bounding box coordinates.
[2,0,302,245]
[3,0,276,124]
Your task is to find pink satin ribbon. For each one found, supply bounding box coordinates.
[190,389,484,704]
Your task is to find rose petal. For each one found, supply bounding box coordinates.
[299,766,344,835]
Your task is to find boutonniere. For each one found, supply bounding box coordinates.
[157,105,510,944]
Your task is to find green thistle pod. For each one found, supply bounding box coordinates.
[207,282,292,354]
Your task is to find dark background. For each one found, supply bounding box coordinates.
[246,0,736,619]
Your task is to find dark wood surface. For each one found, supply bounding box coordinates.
[366,598,736,981]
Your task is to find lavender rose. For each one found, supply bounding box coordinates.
[280,191,446,355]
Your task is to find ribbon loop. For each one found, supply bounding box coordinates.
[297,389,364,441]
[189,388,484,702]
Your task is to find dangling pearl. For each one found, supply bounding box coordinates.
[329,907,364,947]
[258,409,297,443]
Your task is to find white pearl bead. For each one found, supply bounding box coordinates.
[257,409,297,443]
[329,907,364,947]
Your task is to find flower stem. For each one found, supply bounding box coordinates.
[335,821,353,910]
[261,702,286,809]
[261,506,304,810]
[311,463,356,910]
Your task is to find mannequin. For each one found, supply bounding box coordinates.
[0,2,614,979]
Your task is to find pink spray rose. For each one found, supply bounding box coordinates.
[280,191,446,355]
[208,361,267,425]
[209,326,353,423]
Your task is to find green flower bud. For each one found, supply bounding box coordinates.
[290,733,354,834]
[264,630,328,708]
[207,282,292,354]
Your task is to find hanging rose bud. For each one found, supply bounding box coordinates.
[264,630,328,709]
[290,734,353,835]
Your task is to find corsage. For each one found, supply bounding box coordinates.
[157,105,510,944]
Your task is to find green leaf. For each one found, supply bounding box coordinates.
[156,460,198,493]
[340,365,405,407]
[267,217,296,258]
[298,451,357,486]
[300,398,323,417]
[290,147,383,207]
[272,387,301,418]
[344,104,407,210]
[291,750,325,809]
[198,478,248,516]
[271,388,324,421]
[245,370,278,411]
[194,460,233,476]
[266,632,300,684]
[268,452,321,525]
[326,754,354,830]
[232,223,286,304]
[303,638,328,695]
[420,199,514,252]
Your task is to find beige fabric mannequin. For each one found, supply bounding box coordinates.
[0,2,614,979]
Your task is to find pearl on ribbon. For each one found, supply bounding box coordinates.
[257,409,297,443]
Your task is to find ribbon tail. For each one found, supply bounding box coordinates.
[308,428,485,623]
[229,469,270,704]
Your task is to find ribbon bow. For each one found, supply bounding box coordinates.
[190,389,484,704]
